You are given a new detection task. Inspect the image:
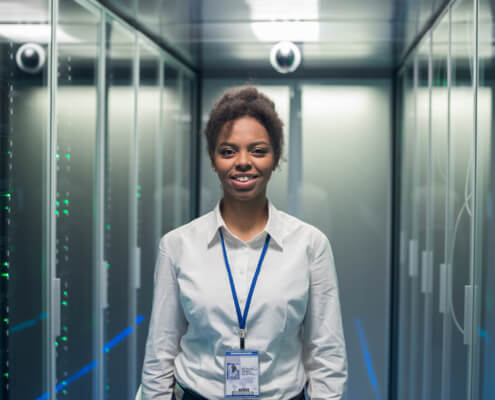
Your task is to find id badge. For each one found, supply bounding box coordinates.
[224,350,260,398]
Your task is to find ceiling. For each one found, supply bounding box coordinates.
[0,0,450,76]
[102,0,449,76]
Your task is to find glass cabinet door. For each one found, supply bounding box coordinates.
[103,16,135,400]
[476,1,495,398]
[55,1,101,397]
[430,14,448,400]
[448,1,475,398]
[136,38,161,387]
[1,1,50,398]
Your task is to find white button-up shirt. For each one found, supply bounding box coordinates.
[142,201,347,399]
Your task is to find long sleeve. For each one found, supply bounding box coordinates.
[302,236,347,400]
[142,237,187,399]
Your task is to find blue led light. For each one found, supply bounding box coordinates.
[34,315,146,399]
[55,360,98,391]
[9,313,47,334]
[103,326,133,353]
[355,318,382,400]
[479,328,490,344]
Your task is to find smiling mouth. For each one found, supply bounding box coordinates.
[231,175,257,182]
[230,175,258,189]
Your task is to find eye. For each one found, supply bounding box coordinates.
[252,148,268,155]
[219,148,235,157]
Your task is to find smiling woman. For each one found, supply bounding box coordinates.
[141,86,348,400]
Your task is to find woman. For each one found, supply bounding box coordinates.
[141,87,347,399]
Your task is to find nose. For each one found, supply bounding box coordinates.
[235,150,252,171]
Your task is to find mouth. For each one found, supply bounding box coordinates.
[230,174,259,189]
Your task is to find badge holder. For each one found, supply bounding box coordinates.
[225,350,260,398]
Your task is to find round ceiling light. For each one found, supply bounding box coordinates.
[270,41,301,74]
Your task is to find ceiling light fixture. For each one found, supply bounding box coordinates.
[270,41,301,74]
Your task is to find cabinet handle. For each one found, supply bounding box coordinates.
[439,263,448,313]
[421,251,433,294]
[101,261,108,309]
[409,239,418,277]
[53,278,61,338]
[464,285,473,345]
[135,247,141,289]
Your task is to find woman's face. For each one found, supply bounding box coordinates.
[213,117,275,203]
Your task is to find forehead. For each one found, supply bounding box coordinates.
[217,117,270,144]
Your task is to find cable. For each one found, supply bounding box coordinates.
[447,186,473,336]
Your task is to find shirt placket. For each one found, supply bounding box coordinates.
[237,243,249,310]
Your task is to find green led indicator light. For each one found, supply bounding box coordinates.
[63,290,68,296]
[3,318,8,323]
[56,153,60,159]
[2,262,8,266]
[62,389,67,395]
[56,200,60,206]
[55,341,59,346]
[66,154,70,159]
[1,273,9,278]
[105,385,110,390]
[106,263,110,269]
[63,209,69,215]
[3,373,8,378]
[106,224,111,230]
[1,193,10,198]
[55,210,60,216]
[105,348,109,353]
[7,151,11,155]
[137,193,141,198]
[3,206,9,211]
[61,336,68,341]
[63,325,68,331]
[137,185,142,190]
[64,199,69,205]
[62,300,67,306]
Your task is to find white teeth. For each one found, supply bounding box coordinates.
[236,176,250,182]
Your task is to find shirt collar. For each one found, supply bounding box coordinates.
[206,200,284,249]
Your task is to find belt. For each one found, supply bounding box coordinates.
[174,383,305,400]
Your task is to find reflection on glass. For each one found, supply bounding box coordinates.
[1,1,50,398]
[56,1,100,397]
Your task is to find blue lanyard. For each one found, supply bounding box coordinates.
[219,228,271,350]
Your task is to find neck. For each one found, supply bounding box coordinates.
[220,196,268,242]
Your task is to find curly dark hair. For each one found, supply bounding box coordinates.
[204,86,284,168]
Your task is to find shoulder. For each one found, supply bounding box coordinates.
[158,211,215,256]
[275,209,332,260]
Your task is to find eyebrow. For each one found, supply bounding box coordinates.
[217,141,270,148]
